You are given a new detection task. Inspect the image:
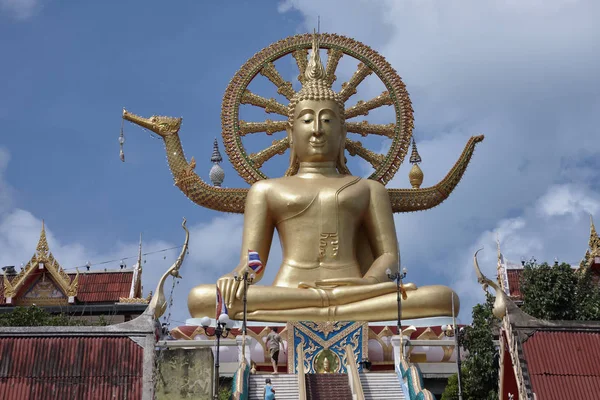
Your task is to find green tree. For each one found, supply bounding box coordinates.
[0,306,101,327]
[521,260,600,320]
[441,293,498,400]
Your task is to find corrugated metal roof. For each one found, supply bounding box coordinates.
[0,336,143,400]
[522,330,600,399]
[0,272,133,305]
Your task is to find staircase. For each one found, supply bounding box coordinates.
[248,374,299,400]
[306,373,353,400]
[359,372,405,399]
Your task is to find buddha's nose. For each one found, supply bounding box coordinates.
[313,122,324,137]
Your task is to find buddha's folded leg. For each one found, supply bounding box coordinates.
[188,282,402,319]
[332,285,459,321]
[245,285,459,322]
[188,283,329,319]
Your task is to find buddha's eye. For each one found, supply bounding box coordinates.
[322,119,330,123]
[303,118,313,124]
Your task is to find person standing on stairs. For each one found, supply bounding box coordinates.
[266,327,282,374]
[263,378,276,400]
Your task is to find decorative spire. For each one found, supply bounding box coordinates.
[305,30,326,83]
[36,220,49,256]
[209,138,225,187]
[409,138,422,164]
[408,138,424,188]
[211,138,223,163]
[589,214,600,257]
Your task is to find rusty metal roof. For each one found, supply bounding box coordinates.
[0,336,143,400]
[522,330,600,399]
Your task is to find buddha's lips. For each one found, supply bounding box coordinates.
[310,141,326,147]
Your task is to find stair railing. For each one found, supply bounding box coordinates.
[232,358,249,400]
[297,342,307,400]
[345,345,365,400]
[394,336,436,400]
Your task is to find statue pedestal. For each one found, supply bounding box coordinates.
[286,321,368,374]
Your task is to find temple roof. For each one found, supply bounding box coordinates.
[521,329,600,399]
[503,303,600,399]
[0,222,143,306]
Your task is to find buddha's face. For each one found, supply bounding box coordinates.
[289,99,345,163]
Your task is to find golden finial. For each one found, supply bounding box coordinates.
[408,138,423,188]
[36,220,49,256]
[305,30,326,83]
[589,214,600,257]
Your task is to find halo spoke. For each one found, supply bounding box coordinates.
[241,90,288,116]
[339,63,373,102]
[292,49,309,85]
[347,121,396,138]
[325,48,344,85]
[239,120,288,136]
[345,139,385,169]
[345,91,393,119]
[259,62,296,101]
[250,138,290,168]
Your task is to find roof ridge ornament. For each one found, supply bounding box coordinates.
[36,220,49,256]
[589,214,600,257]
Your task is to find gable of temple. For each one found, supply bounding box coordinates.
[0,222,147,312]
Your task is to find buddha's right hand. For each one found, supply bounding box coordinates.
[217,274,242,310]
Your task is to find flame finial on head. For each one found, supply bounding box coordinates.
[305,30,326,83]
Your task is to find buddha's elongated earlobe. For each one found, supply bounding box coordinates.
[337,127,351,175]
[284,127,299,176]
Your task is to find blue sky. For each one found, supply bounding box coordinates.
[1,0,599,327]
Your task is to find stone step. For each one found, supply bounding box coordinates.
[249,374,299,400]
[359,372,405,400]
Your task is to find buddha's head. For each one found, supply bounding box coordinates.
[285,32,349,176]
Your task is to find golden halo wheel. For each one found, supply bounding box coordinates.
[221,33,414,185]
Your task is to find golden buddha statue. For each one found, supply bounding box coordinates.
[122,32,484,322]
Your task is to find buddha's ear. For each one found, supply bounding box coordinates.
[284,125,298,176]
[337,123,351,175]
[286,125,293,146]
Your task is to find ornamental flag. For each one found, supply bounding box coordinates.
[216,287,228,319]
[248,250,264,275]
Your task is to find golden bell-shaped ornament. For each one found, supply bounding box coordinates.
[409,163,424,188]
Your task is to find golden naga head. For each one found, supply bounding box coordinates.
[122,109,182,137]
[285,31,349,176]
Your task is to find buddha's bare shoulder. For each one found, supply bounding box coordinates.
[247,177,297,200]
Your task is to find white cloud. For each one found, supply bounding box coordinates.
[280,0,600,321]
[0,0,39,20]
[454,183,597,318]
[0,147,249,326]
[537,184,600,218]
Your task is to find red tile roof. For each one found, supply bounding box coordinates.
[522,330,600,399]
[0,336,143,400]
[0,271,134,305]
[507,269,523,299]
[71,272,133,303]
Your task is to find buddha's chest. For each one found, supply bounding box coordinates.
[270,177,369,224]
